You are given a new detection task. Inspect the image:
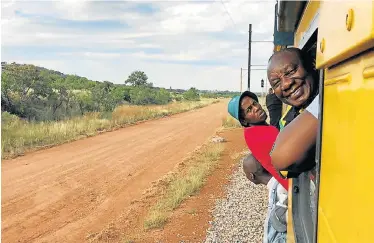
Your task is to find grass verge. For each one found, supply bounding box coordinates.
[143,142,224,230]
[2,99,220,159]
[222,115,242,128]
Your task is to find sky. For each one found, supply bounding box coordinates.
[1,0,276,92]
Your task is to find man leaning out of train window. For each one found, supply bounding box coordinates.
[271,94,319,170]
[267,47,319,173]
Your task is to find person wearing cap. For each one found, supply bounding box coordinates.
[228,90,268,128]
[229,92,289,242]
[228,91,288,189]
[242,154,287,243]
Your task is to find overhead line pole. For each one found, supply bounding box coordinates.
[247,23,273,92]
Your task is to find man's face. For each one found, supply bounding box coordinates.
[240,96,267,124]
[267,51,315,107]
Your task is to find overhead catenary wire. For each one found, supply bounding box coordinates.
[215,0,274,47]
[213,0,274,91]
[218,0,237,28]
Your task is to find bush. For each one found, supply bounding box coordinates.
[130,86,155,105]
[130,86,172,105]
[183,88,200,101]
[2,112,22,126]
[154,88,172,105]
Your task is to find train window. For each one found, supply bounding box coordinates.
[312,66,324,243]
[292,172,315,243]
[291,28,321,243]
[309,168,317,226]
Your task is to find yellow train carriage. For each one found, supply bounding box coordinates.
[274,1,374,242]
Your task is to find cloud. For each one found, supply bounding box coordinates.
[1,0,276,92]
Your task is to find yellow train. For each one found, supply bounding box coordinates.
[273,1,374,242]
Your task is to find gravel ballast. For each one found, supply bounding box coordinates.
[205,156,268,243]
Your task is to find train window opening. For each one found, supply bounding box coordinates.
[291,27,320,243]
[302,30,318,66]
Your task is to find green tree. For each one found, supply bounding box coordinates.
[154,88,172,105]
[75,92,95,115]
[1,64,53,120]
[125,71,149,86]
[49,81,71,118]
[110,86,127,105]
[183,87,200,101]
[130,86,156,105]
[90,82,124,112]
[112,85,131,102]
[1,62,173,120]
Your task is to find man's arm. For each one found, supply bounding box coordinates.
[271,95,320,170]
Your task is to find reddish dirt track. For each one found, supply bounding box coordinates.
[142,128,246,243]
[2,101,227,243]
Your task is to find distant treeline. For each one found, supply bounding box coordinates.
[1,62,239,121]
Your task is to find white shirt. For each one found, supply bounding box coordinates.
[266,177,277,197]
[264,177,288,243]
[266,177,288,206]
[306,94,319,119]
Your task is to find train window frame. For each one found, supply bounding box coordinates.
[291,70,323,243]
[291,173,314,243]
[297,9,319,50]
[290,27,322,243]
[313,65,324,243]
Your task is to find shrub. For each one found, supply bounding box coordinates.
[183,88,200,101]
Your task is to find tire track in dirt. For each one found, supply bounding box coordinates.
[2,101,227,243]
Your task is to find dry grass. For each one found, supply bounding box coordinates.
[143,210,169,230]
[1,99,220,159]
[143,142,224,230]
[222,115,242,128]
[230,149,250,161]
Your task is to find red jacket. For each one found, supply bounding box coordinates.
[243,126,289,190]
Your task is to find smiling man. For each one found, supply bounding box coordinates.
[267,47,319,174]
[267,47,318,130]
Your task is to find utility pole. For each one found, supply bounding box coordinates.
[247,24,252,91]
[246,24,273,93]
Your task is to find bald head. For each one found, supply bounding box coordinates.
[243,154,271,185]
[268,47,314,69]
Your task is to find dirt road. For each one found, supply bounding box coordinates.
[2,101,227,243]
